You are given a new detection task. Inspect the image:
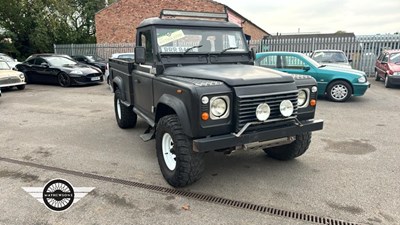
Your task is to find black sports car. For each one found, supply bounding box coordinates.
[16,54,103,87]
[71,55,106,74]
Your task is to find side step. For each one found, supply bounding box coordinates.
[140,126,155,142]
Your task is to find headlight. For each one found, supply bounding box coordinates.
[210,96,229,119]
[19,73,25,79]
[298,90,307,107]
[358,76,366,83]
[280,100,294,117]
[256,103,270,121]
[70,70,83,75]
[393,72,400,76]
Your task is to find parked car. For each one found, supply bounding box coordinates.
[0,60,26,90]
[310,50,352,69]
[16,54,103,87]
[105,52,135,90]
[71,55,106,74]
[375,49,400,88]
[255,52,370,102]
[0,53,21,69]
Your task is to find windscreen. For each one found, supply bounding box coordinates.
[312,51,348,63]
[0,61,11,70]
[156,28,248,54]
[45,56,77,67]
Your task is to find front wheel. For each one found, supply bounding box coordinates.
[58,72,71,87]
[264,133,312,160]
[384,75,392,88]
[114,89,137,128]
[327,81,352,102]
[156,115,204,187]
[17,85,25,90]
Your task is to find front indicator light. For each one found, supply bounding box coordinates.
[201,112,209,121]
[310,99,316,107]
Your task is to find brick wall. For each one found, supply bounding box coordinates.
[95,0,268,43]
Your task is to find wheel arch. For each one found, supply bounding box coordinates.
[325,79,354,94]
[112,76,124,98]
[156,94,193,137]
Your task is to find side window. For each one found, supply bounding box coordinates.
[377,53,384,61]
[26,59,35,65]
[139,30,153,64]
[382,54,389,63]
[259,55,277,68]
[283,55,307,69]
[34,58,46,65]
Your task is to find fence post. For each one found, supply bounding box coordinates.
[53,44,57,54]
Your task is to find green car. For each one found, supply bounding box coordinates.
[255,52,370,102]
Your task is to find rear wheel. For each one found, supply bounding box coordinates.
[264,133,312,160]
[327,81,352,102]
[156,115,204,187]
[375,71,380,81]
[58,72,71,87]
[114,89,137,128]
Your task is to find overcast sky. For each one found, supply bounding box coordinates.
[215,0,400,35]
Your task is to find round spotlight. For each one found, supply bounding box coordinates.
[311,86,318,93]
[201,96,209,104]
[255,103,271,121]
[280,100,294,117]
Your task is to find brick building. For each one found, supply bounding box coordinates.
[95,0,269,43]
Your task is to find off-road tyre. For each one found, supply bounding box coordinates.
[114,89,137,129]
[264,132,312,161]
[156,115,204,187]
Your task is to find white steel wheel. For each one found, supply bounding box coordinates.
[116,99,122,120]
[162,133,176,171]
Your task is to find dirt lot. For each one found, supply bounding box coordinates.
[0,81,399,225]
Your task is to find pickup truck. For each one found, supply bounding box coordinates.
[108,10,323,187]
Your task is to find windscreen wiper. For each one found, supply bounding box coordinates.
[220,47,238,54]
[182,45,203,55]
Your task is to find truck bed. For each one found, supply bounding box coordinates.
[108,58,136,105]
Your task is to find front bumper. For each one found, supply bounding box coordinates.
[388,75,400,85]
[193,119,324,152]
[0,81,26,88]
[71,76,104,85]
[353,82,370,96]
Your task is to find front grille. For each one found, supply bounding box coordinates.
[86,73,102,78]
[235,91,298,133]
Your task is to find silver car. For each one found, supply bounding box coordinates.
[310,50,352,69]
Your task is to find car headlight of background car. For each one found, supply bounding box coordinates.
[70,70,83,75]
[393,72,400,76]
[19,73,25,80]
[209,96,230,120]
[358,76,367,83]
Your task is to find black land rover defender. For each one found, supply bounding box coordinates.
[109,10,323,187]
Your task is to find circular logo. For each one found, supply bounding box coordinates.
[42,179,74,211]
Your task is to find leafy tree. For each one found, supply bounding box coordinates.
[0,0,115,59]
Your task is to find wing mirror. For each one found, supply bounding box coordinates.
[41,62,49,68]
[348,59,353,63]
[134,47,146,64]
[303,66,311,71]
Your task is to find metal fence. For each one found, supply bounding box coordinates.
[54,34,400,76]
[249,34,400,76]
[54,43,135,60]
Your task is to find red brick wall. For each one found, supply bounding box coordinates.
[95,0,268,43]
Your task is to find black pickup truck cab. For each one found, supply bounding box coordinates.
[109,10,323,187]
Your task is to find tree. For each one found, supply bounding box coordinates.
[0,0,116,59]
